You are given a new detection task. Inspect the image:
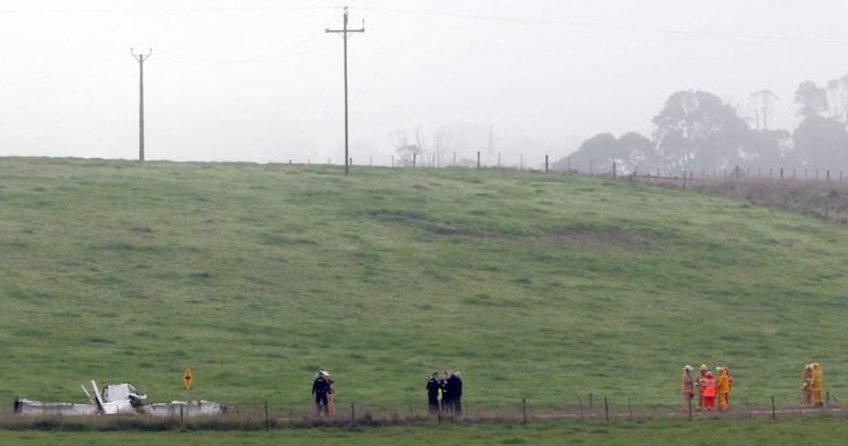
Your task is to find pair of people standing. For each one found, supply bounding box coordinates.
[426,371,463,414]
[802,363,824,407]
[682,364,732,412]
[311,370,335,416]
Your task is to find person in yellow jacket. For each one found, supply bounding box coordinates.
[716,366,731,412]
[811,363,824,407]
[802,364,814,407]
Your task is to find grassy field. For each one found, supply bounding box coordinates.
[2,156,848,416]
[3,418,848,445]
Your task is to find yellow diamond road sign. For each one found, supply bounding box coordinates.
[183,367,193,390]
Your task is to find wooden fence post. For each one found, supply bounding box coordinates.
[604,397,609,422]
[522,398,527,424]
[771,396,776,420]
[688,398,692,421]
[577,394,584,419]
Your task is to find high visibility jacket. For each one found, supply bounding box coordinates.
[702,377,717,397]
[812,364,823,389]
[717,373,730,393]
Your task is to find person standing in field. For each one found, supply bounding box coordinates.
[696,364,709,409]
[681,365,695,411]
[426,372,441,414]
[716,366,731,412]
[700,370,717,412]
[312,370,332,416]
[447,371,463,414]
[811,363,824,407]
[440,371,451,414]
[802,364,814,407]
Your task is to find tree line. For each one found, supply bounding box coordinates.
[561,74,848,174]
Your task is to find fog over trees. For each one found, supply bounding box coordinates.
[562,73,848,174]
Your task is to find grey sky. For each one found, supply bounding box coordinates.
[1,0,847,166]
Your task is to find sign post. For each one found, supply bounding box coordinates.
[183,367,193,408]
[183,366,193,389]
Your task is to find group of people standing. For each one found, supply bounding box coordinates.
[311,369,465,417]
[426,371,464,415]
[802,363,824,407]
[682,362,828,413]
[681,364,733,413]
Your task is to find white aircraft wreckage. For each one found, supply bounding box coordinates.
[13,381,225,417]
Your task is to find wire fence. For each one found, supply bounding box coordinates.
[280,152,848,186]
[2,393,846,431]
[285,151,557,171]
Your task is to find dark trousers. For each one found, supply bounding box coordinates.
[428,396,439,414]
[315,392,329,415]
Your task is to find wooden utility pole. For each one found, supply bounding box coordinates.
[131,48,152,161]
[326,7,365,175]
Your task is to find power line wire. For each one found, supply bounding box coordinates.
[4,4,844,45]
[0,5,343,15]
[157,35,327,66]
[351,6,848,46]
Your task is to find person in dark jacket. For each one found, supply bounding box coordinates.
[426,372,441,414]
[312,370,332,416]
[446,371,463,414]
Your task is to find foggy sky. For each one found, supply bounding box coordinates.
[1,0,847,167]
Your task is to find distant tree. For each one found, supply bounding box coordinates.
[565,132,653,174]
[429,127,457,167]
[391,126,462,167]
[652,90,750,171]
[793,115,848,169]
[795,80,828,119]
[392,128,423,167]
[566,133,618,173]
[748,89,779,130]
[825,75,848,125]
[617,132,655,173]
[742,129,793,167]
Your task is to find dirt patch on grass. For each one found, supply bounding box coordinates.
[364,209,506,239]
[542,223,673,251]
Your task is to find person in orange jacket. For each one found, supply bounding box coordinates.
[716,366,731,412]
[681,365,695,412]
[701,370,717,412]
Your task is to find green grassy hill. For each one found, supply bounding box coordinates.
[2,157,847,410]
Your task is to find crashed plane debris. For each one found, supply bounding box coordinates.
[13,380,225,417]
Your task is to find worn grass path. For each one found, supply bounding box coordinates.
[2,157,847,412]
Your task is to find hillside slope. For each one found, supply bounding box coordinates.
[2,157,847,409]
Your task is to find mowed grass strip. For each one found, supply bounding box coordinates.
[1,418,847,445]
[1,157,847,410]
